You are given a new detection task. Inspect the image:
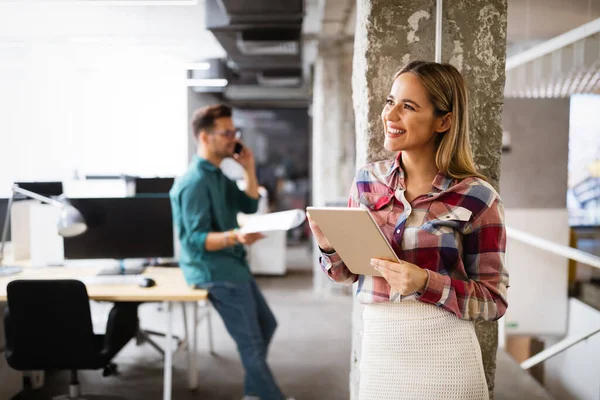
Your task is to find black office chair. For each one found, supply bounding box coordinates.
[4,280,138,399]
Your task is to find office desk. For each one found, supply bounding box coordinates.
[0,265,208,400]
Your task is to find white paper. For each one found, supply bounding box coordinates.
[240,209,306,233]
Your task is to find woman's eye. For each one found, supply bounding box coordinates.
[403,103,415,111]
[385,99,394,105]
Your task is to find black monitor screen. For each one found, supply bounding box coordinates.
[134,177,175,195]
[63,197,174,260]
[15,181,63,197]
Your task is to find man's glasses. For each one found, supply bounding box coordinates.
[212,129,241,139]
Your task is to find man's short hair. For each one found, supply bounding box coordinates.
[191,104,232,137]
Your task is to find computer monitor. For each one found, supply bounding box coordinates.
[15,181,63,198]
[134,177,175,195]
[63,197,174,260]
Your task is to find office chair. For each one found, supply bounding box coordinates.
[4,280,138,399]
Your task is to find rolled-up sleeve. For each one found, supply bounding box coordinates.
[320,250,358,285]
[229,180,259,214]
[417,198,509,321]
[180,183,212,252]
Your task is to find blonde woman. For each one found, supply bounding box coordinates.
[307,61,509,399]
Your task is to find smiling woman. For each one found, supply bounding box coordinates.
[308,60,509,399]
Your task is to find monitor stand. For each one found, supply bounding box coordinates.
[97,260,145,276]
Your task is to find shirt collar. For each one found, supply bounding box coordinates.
[193,155,220,173]
[431,172,454,192]
[386,152,453,192]
[384,152,404,189]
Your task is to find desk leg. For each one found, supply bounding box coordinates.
[188,301,198,390]
[163,301,173,400]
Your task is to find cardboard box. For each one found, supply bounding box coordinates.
[506,335,545,384]
[581,282,600,311]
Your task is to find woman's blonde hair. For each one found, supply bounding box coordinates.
[394,61,486,181]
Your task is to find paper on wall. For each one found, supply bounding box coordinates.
[239,209,306,233]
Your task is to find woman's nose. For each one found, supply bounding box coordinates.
[385,107,401,121]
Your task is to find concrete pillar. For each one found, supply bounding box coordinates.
[351,0,507,399]
[187,89,221,162]
[311,41,356,293]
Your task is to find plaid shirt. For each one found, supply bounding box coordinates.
[320,154,509,321]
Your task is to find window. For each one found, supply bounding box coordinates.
[0,43,188,197]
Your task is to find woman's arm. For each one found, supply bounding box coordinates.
[417,198,509,321]
[310,177,362,285]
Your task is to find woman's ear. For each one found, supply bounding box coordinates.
[436,113,452,133]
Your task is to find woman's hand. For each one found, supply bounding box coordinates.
[306,212,334,252]
[370,258,428,295]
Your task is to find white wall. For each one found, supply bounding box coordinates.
[500,98,570,209]
[504,209,569,336]
[0,0,227,197]
[0,43,189,197]
[545,298,600,400]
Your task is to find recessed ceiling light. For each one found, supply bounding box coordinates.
[186,78,228,87]
[185,62,211,71]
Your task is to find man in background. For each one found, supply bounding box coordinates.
[169,104,293,400]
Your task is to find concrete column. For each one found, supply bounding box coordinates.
[351,0,507,399]
[311,41,356,293]
[187,89,221,162]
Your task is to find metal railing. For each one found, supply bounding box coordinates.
[506,226,600,370]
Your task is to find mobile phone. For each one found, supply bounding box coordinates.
[234,142,244,155]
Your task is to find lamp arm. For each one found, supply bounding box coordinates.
[0,194,14,266]
[0,185,65,266]
[12,186,64,208]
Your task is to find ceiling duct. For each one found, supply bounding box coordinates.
[212,0,303,24]
[204,0,306,104]
[257,68,302,87]
[236,28,300,56]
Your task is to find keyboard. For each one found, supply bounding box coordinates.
[79,275,144,285]
[97,265,146,276]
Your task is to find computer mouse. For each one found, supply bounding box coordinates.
[139,277,156,288]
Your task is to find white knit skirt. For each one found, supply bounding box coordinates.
[359,300,489,400]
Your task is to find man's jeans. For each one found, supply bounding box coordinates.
[197,279,284,400]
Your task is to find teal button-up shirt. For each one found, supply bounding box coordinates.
[169,155,259,285]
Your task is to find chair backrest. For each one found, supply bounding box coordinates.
[4,279,98,370]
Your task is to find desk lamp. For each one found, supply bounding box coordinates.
[0,184,87,276]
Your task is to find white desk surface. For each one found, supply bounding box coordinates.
[0,264,207,302]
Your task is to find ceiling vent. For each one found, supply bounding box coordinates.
[257,69,302,87]
[236,29,300,56]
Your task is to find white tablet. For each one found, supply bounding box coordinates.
[306,206,401,277]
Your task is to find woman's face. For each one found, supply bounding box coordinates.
[381,73,443,153]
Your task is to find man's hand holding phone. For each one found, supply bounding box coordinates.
[233,141,255,172]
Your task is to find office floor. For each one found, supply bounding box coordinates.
[12,246,552,400]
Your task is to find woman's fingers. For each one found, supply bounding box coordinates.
[370,258,404,271]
